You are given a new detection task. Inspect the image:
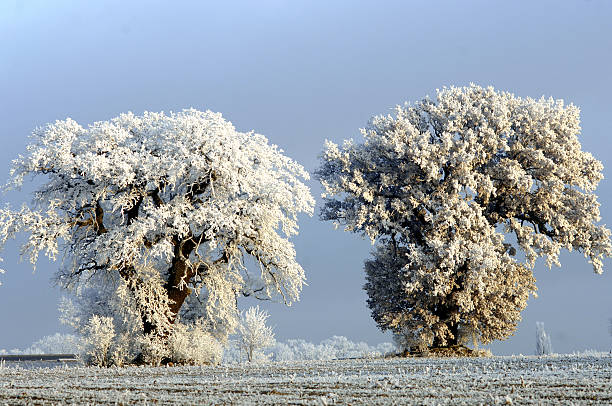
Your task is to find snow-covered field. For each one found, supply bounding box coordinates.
[1,354,611,405]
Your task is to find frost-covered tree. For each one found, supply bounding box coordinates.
[0,109,314,364]
[237,305,275,362]
[317,85,611,349]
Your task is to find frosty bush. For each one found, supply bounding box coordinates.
[169,321,223,365]
[237,306,276,362]
[60,282,223,366]
[59,279,143,365]
[318,84,611,350]
[0,109,314,364]
[81,315,115,366]
[536,322,553,356]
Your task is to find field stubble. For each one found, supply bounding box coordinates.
[0,354,610,405]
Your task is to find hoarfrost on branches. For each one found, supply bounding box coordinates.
[0,109,314,364]
[317,84,611,349]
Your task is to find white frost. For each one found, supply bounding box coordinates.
[317,84,611,348]
[0,109,314,364]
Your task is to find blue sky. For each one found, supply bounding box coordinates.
[0,0,610,354]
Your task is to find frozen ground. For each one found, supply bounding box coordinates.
[0,354,611,405]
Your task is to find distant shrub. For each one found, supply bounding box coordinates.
[536,322,553,356]
[22,333,81,355]
[223,335,394,363]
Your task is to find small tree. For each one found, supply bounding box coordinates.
[237,305,275,362]
[0,109,314,364]
[535,322,553,355]
[317,85,611,350]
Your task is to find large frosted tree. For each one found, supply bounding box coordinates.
[0,109,314,364]
[317,85,611,349]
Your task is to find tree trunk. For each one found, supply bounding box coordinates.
[141,237,197,336]
[431,302,459,348]
[431,322,459,348]
[430,272,464,349]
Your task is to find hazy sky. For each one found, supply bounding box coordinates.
[0,0,610,355]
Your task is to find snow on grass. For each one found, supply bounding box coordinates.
[1,354,611,404]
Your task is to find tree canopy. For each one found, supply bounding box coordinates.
[0,109,314,364]
[317,85,611,348]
